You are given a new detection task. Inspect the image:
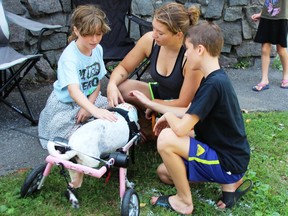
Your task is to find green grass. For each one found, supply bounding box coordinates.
[233,57,253,69]
[0,111,287,215]
[272,55,283,71]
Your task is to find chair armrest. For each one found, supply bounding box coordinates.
[127,14,152,37]
[127,14,152,29]
[5,10,62,32]
[5,10,62,54]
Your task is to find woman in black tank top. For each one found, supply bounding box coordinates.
[107,2,203,115]
[149,42,186,100]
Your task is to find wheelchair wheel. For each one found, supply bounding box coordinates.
[20,163,47,198]
[121,188,140,216]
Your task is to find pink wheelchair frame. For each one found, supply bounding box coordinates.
[20,133,141,216]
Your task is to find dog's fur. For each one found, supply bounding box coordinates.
[47,103,139,190]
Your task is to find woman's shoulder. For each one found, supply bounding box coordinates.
[134,31,154,56]
[137,31,153,44]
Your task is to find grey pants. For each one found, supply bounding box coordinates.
[38,90,108,149]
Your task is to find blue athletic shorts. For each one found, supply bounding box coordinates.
[183,138,244,184]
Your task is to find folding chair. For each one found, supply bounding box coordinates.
[0,0,61,125]
[72,0,152,80]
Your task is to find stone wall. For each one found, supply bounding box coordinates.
[3,0,266,82]
[3,0,71,81]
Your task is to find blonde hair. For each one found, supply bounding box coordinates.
[154,2,200,34]
[186,21,224,57]
[68,5,110,43]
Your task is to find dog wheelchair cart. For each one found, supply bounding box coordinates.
[20,132,141,216]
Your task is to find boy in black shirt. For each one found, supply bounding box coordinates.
[130,21,252,215]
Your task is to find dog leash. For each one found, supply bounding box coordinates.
[10,126,49,141]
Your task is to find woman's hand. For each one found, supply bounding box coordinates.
[145,108,153,119]
[107,83,124,107]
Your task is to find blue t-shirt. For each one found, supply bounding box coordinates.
[53,41,106,103]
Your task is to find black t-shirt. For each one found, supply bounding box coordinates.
[186,69,250,174]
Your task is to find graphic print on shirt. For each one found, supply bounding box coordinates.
[79,62,100,95]
[265,0,281,16]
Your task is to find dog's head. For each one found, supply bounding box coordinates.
[116,103,139,129]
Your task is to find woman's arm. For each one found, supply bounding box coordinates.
[107,32,153,106]
[129,90,188,117]
[154,67,203,108]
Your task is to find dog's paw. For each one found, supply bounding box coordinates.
[65,188,80,209]
[126,180,135,189]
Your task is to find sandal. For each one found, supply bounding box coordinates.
[252,83,269,92]
[152,195,175,212]
[217,179,253,209]
[280,79,288,89]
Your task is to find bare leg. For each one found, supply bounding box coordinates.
[253,43,271,90]
[151,128,193,214]
[156,163,174,185]
[69,171,84,188]
[118,79,150,109]
[276,44,288,87]
[118,79,155,142]
[260,43,271,84]
[157,162,202,185]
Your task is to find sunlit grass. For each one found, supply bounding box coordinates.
[0,111,287,215]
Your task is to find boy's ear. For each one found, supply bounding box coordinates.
[197,44,205,55]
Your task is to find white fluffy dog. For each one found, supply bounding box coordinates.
[47,103,139,190]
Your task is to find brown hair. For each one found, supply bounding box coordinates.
[68,5,110,43]
[154,2,200,34]
[186,21,224,57]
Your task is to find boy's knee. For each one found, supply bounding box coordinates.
[157,128,174,150]
[158,128,175,140]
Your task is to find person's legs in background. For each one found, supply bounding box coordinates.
[276,44,288,88]
[252,43,271,91]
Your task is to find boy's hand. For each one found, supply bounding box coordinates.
[153,115,169,136]
[129,90,151,107]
